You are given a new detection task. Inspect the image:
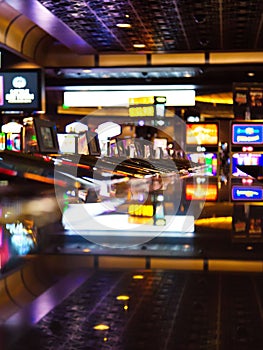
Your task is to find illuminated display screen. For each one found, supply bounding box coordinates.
[77,132,89,155]
[231,153,263,177]
[6,133,21,151]
[186,123,218,145]
[232,186,263,201]
[0,132,5,150]
[187,153,217,176]
[128,204,154,217]
[129,105,155,117]
[232,124,263,144]
[185,183,218,201]
[58,133,76,154]
[0,70,44,112]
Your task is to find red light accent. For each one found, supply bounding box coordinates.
[242,178,253,184]
[0,167,17,176]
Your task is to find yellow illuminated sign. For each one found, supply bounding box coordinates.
[129,96,155,105]
[129,105,155,117]
[128,204,154,217]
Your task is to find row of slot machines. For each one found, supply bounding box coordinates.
[184,121,263,200]
[228,121,263,240]
[178,121,263,240]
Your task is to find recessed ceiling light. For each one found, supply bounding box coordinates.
[133,43,146,48]
[116,23,131,28]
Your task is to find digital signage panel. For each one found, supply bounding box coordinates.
[0,69,44,112]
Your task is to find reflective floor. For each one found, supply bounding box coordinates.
[4,269,263,350]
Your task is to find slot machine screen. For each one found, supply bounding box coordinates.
[33,118,59,153]
[57,133,76,154]
[6,133,21,151]
[231,153,263,177]
[185,183,218,201]
[77,132,89,155]
[0,132,5,150]
[186,123,218,145]
[232,186,263,201]
[86,131,101,156]
[187,153,218,176]
[232,123,263,144]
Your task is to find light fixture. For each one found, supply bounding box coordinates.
[248,72,255,77]
[93,324,110,331]
[116,295,130,301]
[133,44,146,48]
[116,23,131,28]
[132,274,144,279]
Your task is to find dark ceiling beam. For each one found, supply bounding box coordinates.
[4,0,96,54]
[172,0,190,50]
[218,0,223,49]
[254,13,263,48]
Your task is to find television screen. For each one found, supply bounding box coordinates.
[77,132,89,155]
[187,152,218,176]
[58,133,76,154]
[185,183,218,201]
[186,123,218,145]
[232,123,263,144]
[231,153,263,177]
[0,69,44,112]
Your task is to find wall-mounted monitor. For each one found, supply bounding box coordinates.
[232,123,263,144]
[231,153,263,177]
[187,152,218,176]
[33,118,59,154]
[186,123,218,145]
[0,69,44,113]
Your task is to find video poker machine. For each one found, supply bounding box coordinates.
[229,121,263,241]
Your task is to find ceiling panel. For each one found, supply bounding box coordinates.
[34,0,263,53]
